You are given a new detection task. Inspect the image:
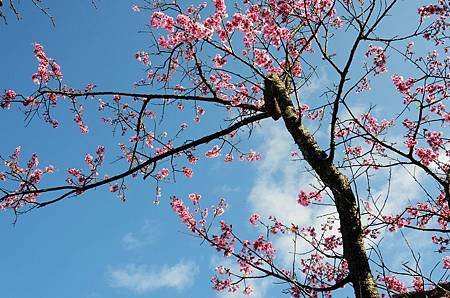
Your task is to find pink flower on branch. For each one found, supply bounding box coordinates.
[151,11,175,32]
[418,4,448,18]
[31,43,63,85]
[243,285,254,295]
[1,89,16,109]
[365,45,387,75]
[380,276,407,294]
[0,147,58,209]
[212,54,227,68]
[443,256,450,269]
[135,51,150,66]
[205,145,221,158]
[156,168,170,180]
[297,190,323,207]
[249,213,260,225]
[171,197,197,232]
[188,192,201,205]
[415,148,439,166]
[412,277,424,292]
[182,166,193,178]
[253,48,272,69]
[392,74,415,96]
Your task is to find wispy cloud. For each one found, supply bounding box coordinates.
[108,261,198,294]
[121,220,159,251]
[214,185,241,193]
[299,67,330,98]
[121,233,143,251]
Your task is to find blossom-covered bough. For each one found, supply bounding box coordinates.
[1,0,450,297]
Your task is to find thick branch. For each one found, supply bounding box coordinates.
[2,112,270,208]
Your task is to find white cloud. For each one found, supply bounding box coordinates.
[371,164,424,215]
[248,123,314,225]
[108,261,198,293]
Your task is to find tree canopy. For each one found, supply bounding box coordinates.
[1,1,449,297]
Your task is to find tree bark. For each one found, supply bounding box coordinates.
[266,75,379,298]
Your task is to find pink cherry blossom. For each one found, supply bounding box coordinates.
[205,145,221,158]
[443,256,450,269]
[31,43,63,85]
[212,54,227,68]
[243,286,254,295]
[135,51,150,65]
[249,213,260,225]
[171,197,197,232]
[156,168,170,180]
[188,193,201,205]
[182,166,193,178]
[297,191,323,207]
[365,45,387,75]
[380,276,407,293]
[392,74,415,95]
[412,277,424,292]
[415,147,439,166]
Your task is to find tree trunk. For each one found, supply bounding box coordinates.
[265,75,379,298]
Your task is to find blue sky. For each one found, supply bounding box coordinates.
[0,1,448,298]
[1,2,209,298]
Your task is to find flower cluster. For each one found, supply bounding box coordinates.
[205,145,221,158]
[249,213,260,225]
[31,43,62,85]
[365,45,387,75]
[297,190,323,207]
[188,192,202,205]
[1,89,16,109]
[443,256,450,269]
[171,197,197,232]
[415,147,439,166]
[67,145,106,187]
[392,74,415,97]
[0,147,55,210]
[300,253,348,290]
[156,168,170,180]
[74,106,89,134]
[380,275,407,294]
[135,51,150,66]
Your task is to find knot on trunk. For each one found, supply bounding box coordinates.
[263,74,283,120]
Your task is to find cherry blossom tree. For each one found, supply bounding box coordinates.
[1,0,450,297]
